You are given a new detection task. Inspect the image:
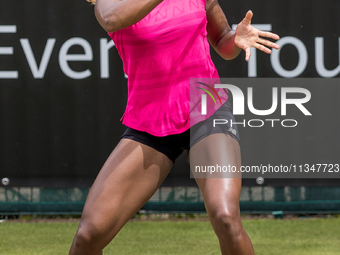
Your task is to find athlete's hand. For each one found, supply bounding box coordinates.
[234,10,280,61]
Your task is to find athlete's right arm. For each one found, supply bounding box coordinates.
[94,0,163,33]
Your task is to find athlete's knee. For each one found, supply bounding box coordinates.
[211,208,243,237]
[71,223,103,252]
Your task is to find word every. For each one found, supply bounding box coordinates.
[0,25,114,79]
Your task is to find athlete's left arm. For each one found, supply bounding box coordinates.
[205,0,280,61]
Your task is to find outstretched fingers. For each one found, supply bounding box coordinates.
[236,11,280,61]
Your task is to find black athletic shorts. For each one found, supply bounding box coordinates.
[121,100,240,163]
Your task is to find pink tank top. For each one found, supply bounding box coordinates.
[109,0,228,136]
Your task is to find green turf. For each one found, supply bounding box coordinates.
[0,218,339,255]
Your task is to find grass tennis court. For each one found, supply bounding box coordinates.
[1,217,340,255]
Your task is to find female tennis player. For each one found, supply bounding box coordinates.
[69,0,279,254]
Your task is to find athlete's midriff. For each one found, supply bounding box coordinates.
[109,0,228,136]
